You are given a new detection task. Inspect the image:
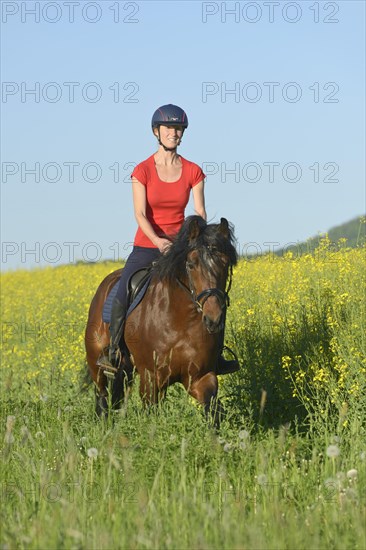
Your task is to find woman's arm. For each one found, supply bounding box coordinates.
[132,177,171,252]
[192,180,207,220]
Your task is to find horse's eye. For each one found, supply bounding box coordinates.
[186,261,195,270]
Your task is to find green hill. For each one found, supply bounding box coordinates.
[273,215,365,257]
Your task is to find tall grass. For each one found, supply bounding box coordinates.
[1,239,365,549]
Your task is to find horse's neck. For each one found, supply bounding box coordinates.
[152,277,191,313]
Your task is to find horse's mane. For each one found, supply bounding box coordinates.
[153,215,238,282]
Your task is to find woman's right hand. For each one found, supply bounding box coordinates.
[156,238,172,254]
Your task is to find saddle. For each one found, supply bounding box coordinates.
[98,266,153,375]
[102,267,153,325]
[126,267,152,311]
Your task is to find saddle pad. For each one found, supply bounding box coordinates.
[102,282,119,323]
[102,277,151,324]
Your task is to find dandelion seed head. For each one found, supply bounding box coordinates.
[218,467,226,479]
[223,443,232,453]
[238,429,250,440]
[20,426,33,443]
[109,453,120,469]
[326,445,340,458]
[4,433,14,445]
[344,488,358,501]
[6,416,15,430]
[347,469,357,480]
[87,447,98,459]
[324,477,337,487]
[257,474,267,486]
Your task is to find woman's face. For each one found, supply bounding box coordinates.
[155,124,184,148]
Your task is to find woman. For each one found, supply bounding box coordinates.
[106,104,238,375]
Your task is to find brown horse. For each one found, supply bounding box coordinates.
[85,216,237,424]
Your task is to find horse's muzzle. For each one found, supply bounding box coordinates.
[203,313,224,334]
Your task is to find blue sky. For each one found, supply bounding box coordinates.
[1,0,365,269]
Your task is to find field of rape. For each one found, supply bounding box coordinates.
[1,237,365,549]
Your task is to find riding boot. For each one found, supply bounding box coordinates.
[108,297,127,368]
[97,297,126,371]
[216,353,240,375]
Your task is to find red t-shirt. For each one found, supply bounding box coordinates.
[131,155,205,248]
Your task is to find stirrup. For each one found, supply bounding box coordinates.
[222,345,239,363]
[96,351,119,379]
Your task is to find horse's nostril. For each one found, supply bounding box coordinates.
[203,314,221,333]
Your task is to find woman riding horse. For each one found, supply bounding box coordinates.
[85,215,238,421]
[103,104,239,375]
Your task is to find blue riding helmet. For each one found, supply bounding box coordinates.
[151,104,189,129]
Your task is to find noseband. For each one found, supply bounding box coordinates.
[177,261,232,314]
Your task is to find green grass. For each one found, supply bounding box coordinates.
[1,378,365,550]
[1,247,365,549]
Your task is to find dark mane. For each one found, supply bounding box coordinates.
[153,216,238,282]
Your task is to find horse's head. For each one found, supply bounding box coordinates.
[184,216,238,333]
[154,215,237,333]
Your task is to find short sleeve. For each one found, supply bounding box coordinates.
[190,163,206,188]
[131,162,147,186]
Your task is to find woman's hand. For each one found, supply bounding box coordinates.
[156,238,172,254]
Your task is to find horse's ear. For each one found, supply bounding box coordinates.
[188,218,201,242]
[219,217,229,239]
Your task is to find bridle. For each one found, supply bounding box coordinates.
[177,260,233,314]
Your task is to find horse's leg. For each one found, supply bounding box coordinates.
[188,372,224,428]
[94,367,134,419]
[93,368,109,418]
[95,386,108,417]
[92,358,120,418]
[139,369,158,405]
[111,358,134,410]
[138,369,167,406]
